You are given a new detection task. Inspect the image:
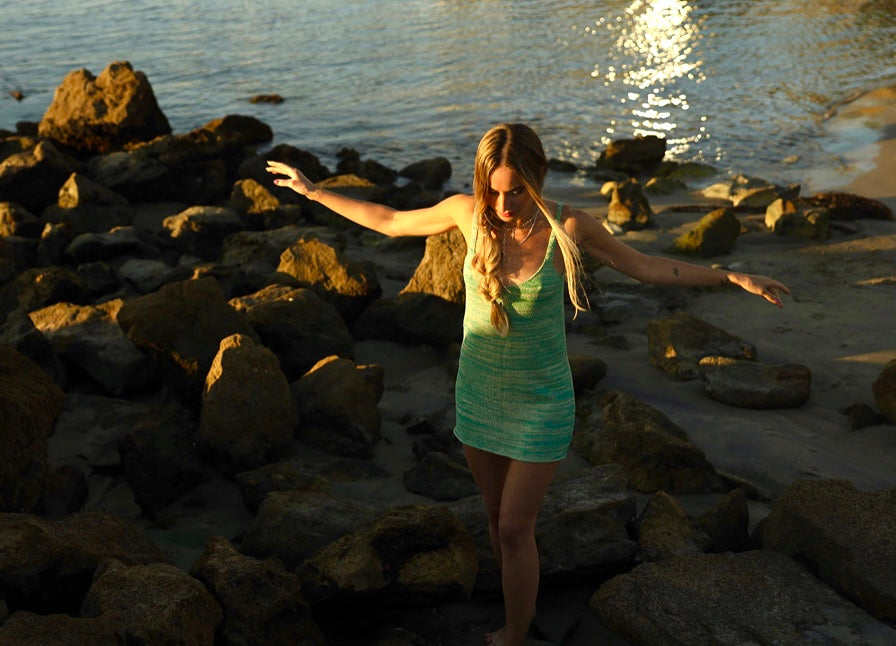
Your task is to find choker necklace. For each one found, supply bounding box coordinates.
[503,209,540,248]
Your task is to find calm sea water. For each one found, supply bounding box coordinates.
[2,0,895,192]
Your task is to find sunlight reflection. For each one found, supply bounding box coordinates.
[586,0,705,159]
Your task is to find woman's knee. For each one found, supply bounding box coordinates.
[497,513,535,551]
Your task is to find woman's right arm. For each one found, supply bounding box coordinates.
[266,160,468,237]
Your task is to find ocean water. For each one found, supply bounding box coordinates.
[2,0,895,192]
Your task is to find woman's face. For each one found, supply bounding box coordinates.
[487,165,535,225]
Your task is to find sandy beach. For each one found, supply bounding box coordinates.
[35,85,896,644]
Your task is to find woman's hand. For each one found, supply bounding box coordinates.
[728,273,791,308]
[266,161,317,198]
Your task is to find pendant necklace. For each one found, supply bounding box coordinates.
[503,208,540,250]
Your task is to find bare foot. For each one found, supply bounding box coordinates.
[485,626,505,645]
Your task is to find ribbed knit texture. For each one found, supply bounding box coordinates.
[453,206,574,462]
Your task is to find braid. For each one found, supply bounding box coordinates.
[471,209,510,335]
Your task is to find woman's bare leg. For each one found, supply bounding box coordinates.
[463,445,559,646]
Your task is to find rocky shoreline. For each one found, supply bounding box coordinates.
[2,61,895,645]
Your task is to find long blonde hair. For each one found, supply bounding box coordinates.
[471,123,587,334]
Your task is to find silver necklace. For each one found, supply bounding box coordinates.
[502,209,540,249]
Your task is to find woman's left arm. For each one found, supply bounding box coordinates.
[566,206,790,308]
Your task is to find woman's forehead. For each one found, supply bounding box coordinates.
[489,165,520,189]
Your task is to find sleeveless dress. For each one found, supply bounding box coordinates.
[453,204,575,462]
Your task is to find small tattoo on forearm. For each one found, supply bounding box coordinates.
[672,266,679,277]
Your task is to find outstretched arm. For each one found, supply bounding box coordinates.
[266,161,468,237]
[566,206,790,308]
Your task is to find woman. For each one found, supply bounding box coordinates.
[267,123,788,646]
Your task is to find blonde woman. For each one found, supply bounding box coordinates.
[267,123,788,646]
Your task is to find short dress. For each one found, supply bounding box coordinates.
[453,204,575,462]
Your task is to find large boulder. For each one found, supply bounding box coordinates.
[0,266,92,322]
[80,559,222,646]
[606,178,654,231]
[300,505,478,606]
[231,284,355,380]
[0,345,64,512]
[198,333,299,475]
[698,356,811,409]
[38,61,171,154]
[191,536,326,646]
[291,355,383,458]
[42,173,135,236]
[754,479,896,623]
[28,299,150,395]
[0,140,74,212]
[116,277,260,404]
[799,191,893,220]
[0,511,168,612]
[591,550,896,645]
[574,390,723,493]
[633,490,710,562]
[646,310,756,380]
[163,205,246,260]
[670,208,741,257]
[600,135,666,174]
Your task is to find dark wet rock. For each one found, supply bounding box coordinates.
[0,309,65,385]
[163,205,246,260]
[240,490,380,570]
[232,284,355,381]
[754,479,896,623]
[695,488,750,553]
[0,265,92,324]
[42,172,135,236]
[699,356,811,409]
[646,310,756,380]
[0,140,75,212]
[574,390,724,494]
[198,333,298,475]
[38,61,170,154]
[191,536,326,646]
[872,358,896,424]
[300,505,478,606]
[671,207,742,257]
[600,135,666,174]
[591,550,896,645]
[116,276,260,404]
[292,355,382,459]
[28,299,150,395]
[765,197,831,238]
[840,402,887,430]
[0,512,168,613]
[634,490,711,562]
[399,157,452,190]
[0,345,64,512]
[0,202,40,237]
[800,191,893,220]
[80,559,221,646]
[402,451,478,501]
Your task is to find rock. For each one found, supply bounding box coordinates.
[800,191,893,220]
[116,276,260,404]
[646,310,756,380]
[276,235,382,324]
[63,226,148,264]
[0,611,126,645]
[402,451,478,501]
[81,559,222,646]
[38,61,171,154]
[765,198,830,238]
[232,284,355,380]
[699,356,811,408]
[568,353,608,394]
[600,135,666,174]
[670,207,742,257]
[119,409,210,519]
[872,359,896,424]
[0,309,64,384]
[163,205,246,260]
[840,402,887,430]
[239,144,331,204]
[591,550,896,645]
[754,479,896,622]
[0,345,64,512]
[240,490,380,570]
[336,148,398,185]
[658,160,718,181]
[606,178,654,231]
[198,333,299,475]
[292,355,382,458]
[118,257,180,293]
[634,491,711,562]
[644,175,686,195]
[0,266,92,322]
[227,177,281,227]
[0,202,40,237]
[190,536,327,646]
[0,511,168,612]
[300,505,478,606]
[400,227,466,303]
[27,299,150,395]
[398,157,452,190]
[36,222,74,266]
[574,390,723,493]
[695,488,750,553]
[87,114,272,204]
[0,140,74,212]
[702,174,797,209]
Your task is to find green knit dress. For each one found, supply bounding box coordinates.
[453,206,575,462]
